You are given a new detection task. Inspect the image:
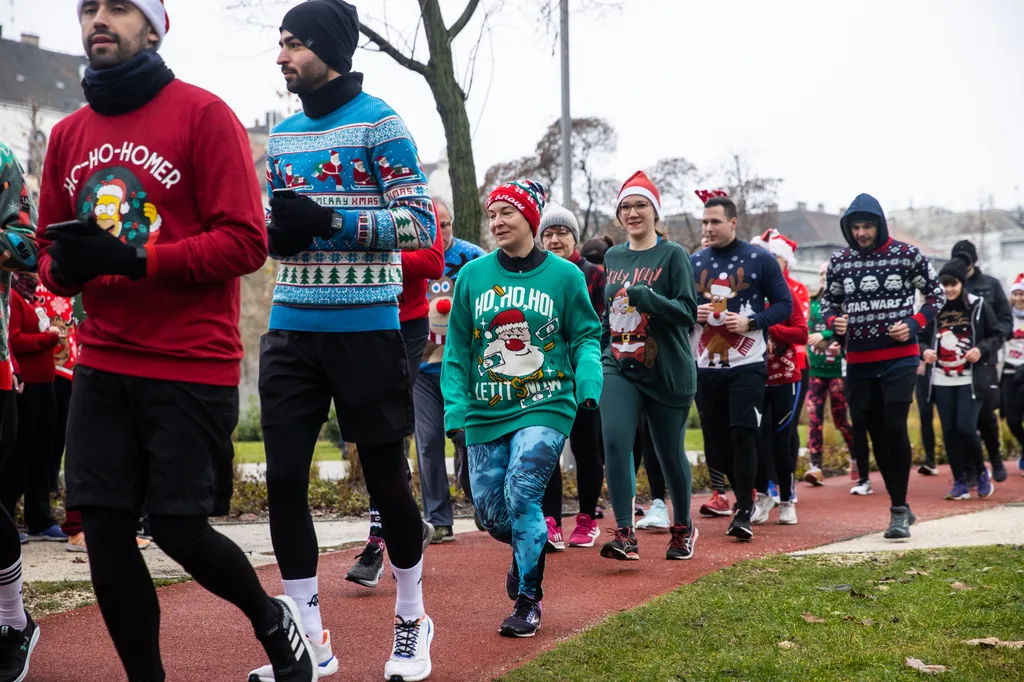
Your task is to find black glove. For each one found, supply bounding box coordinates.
[45,217,146,285]
[267,224,313,258]
[269,193,334,240]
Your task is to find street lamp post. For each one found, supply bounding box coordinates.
[559,0,572,210]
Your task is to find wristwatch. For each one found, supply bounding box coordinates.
[748,316,760,331]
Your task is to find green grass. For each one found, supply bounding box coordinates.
[502,546,1024,682]
[24,578,191,620]
[233,439,456,464]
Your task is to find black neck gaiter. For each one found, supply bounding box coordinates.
[82,50,175,116]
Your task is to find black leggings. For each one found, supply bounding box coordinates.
[265,422,423,579]
[787,375,809,467]
[934,385,985,482]
[0,392,19,569]
[542,406,604,521]
[915,372,936,465]
[633,416,665,501]
[756,383,799,502]
[12,383,57,534]
[850,383,913,507]
[82,508,279,682]
[1002,372,1024,451]
[977,390,1002,467]
[51,376,73,492]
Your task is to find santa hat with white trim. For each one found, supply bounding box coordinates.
[485,309,528,340]
[709,273,733,298]
[751,228,798,270]
[78,0,170,49]
[616,171,661,217]
[1011,273,1024,294]
[96,180,130,215]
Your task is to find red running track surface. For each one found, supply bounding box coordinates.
[26,467,1024,681]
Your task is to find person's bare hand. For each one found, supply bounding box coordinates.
[833,315,849,335]
[828,341,841,354]
[964,347,981,363]
[724,312,751,333]
[807,332,824,347]
[0,250,15,273]
[697,304,713,324]
[889,322,910,342]
[922,349,937,363]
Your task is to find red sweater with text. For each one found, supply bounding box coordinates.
[36,80,268,386]
[398,220,444,322]
[9,290,59,384]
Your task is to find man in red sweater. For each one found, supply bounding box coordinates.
[35,2,316,681]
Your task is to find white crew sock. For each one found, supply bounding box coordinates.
[282,576,324,644]
[0,557,27,630]
[392,558,425,620]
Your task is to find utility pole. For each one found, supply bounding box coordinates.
[559,0,572,210]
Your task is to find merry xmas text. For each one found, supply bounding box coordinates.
[63,142,182,196]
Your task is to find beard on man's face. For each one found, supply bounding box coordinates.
[86,28,148,69]
[285,61,331,94]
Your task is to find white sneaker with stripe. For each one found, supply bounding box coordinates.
[383,615,434,682]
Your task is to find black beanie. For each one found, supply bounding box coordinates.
[281,0,359,76]
[939,257,968,286]
[951,239,978,267]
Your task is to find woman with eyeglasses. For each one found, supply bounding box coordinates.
[599,171,700,561]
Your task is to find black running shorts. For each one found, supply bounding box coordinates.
[695,369,767,432]
[258,329,413,444]
[846,367,916,413]
[64,366,239,516]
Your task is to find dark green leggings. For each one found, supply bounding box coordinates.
[601,373,693,529]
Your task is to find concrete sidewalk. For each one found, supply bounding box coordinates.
[20,517,481,582]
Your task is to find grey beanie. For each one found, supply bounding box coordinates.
[538,202,580,244]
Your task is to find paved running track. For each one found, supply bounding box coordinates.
[27,468,1024,681]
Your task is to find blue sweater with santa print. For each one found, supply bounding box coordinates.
[266,91,436,333]
[690,239,793,374]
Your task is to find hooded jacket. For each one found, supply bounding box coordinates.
[960,266,1012,342]
[919,293,1001,399]
[820,194,944,377]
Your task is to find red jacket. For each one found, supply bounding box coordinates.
[767,294,808,386]
[398,220,444,322]
[9,290,59,384]
[36,80,268,386]
[784,269,810,369]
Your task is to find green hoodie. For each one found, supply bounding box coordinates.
[807,296,843,379]
[441,250,603,446]
[0,143,41,384]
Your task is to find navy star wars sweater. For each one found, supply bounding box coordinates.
[819,194,944,378]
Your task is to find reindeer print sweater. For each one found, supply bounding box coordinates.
[690,239,793,374]
[603,240,698,406]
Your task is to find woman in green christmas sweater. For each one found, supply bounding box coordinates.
[599,171,699,562]
[441,179,602,638]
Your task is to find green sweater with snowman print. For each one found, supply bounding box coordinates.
[441,250,603,446]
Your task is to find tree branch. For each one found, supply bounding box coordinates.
[358,22,428,75]
[448,0,483,42]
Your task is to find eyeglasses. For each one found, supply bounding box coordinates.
[618,201,650,215]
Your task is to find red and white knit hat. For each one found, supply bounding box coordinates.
[1011,273,1024,294]
[487,179,547,235]
[485,309,528,340]
[616,171,661,217]
[751,228,798,269]
[78,0,170,48]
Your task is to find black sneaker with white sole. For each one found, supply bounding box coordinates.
[727,509,753,541]
[666,524,698,560]
[917,464,938,476]
[421,521,435,553]
[505,556,519,601]
[253,596,315,682]
[345,540,385,588]
[0,611,40,682]
[500,595,542,638]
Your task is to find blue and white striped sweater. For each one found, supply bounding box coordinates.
[266,91,436,333]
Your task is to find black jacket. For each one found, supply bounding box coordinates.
[920,294,1002,399]
[964,267,1012,342]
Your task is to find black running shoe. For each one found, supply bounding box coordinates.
[345,540,385,588]
[0,611,39,682]
[727,509,753,541]
[136,516,152,540]
[917,464,938,476]
[252,597,315,682]
[505,557,519,601]
[500,595,542,638]
[992,463,1008,483]
[666,523,699,560]
[883,506,912,540]
[421,521,435,553]
[600,526,639,560]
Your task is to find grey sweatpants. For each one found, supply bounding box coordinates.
[414,371,454,526]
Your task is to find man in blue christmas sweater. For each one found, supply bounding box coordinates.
[820,193,943,540]
[252,2,437,681]
[691,194,793,541]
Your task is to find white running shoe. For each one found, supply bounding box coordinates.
[750,492,775,525]
[850,480,874,496]
[636,499,670,530]
[248,629,339,680]
[384,615,434,682]
[776,501,797,525]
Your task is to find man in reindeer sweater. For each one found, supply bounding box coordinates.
[820,193,943,539]
[691,194,792,540]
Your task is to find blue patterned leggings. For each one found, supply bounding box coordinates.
[468,426,566,600]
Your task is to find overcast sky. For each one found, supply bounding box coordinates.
[10,0,1024,214]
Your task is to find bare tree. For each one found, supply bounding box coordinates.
[723,154,782,241]
[25,99,47,179]
[648,156,702,251]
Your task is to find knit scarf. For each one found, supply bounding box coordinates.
[82,50,175,116]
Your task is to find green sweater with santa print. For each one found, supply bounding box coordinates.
[441,250,603,446]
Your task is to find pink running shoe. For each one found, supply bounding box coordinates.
[699,490,732,517]
[545,516,565,552]
[568,513,600,547]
